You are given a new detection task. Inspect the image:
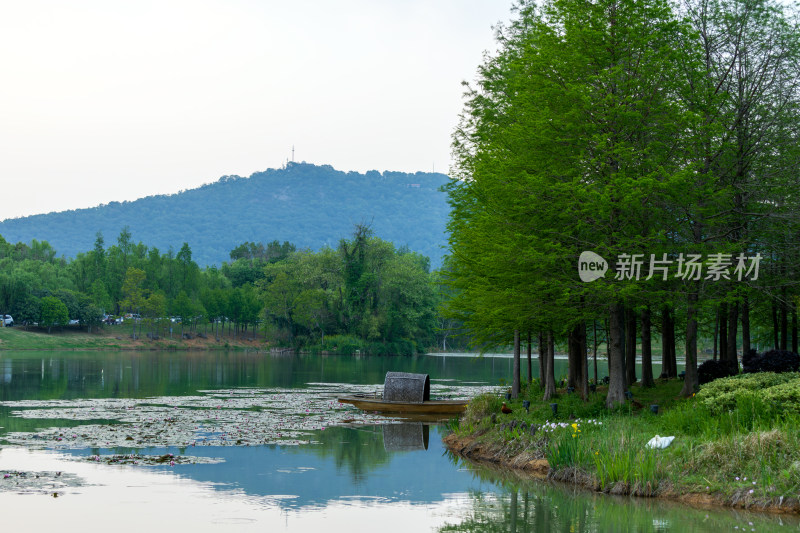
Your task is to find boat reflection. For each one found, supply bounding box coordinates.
[383,423,429,451]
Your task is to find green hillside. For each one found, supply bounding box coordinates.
[0,163,451,267]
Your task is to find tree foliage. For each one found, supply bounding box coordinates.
[0,224,441,353]
[445,0,800,404]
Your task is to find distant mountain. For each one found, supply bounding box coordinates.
[0,163,452,268]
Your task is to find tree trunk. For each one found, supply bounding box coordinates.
[592,321,598,386]
[772,300,780,350]
[641,307,654,387]
[512,329,521,399]
[538,331,545,388]
[625,306,636,387]
[568,322,588,399]
[568,327,580,390]
[543,331,556,401]
[681,291,700,396]
[527,331,533,383]
[668,311,677,377]
[780,290,788,350]
[661,307,671,378]
[606,303,626,408]
[712,309,719,361]
[719,302,728,363]
[742,295,750,355]
[662,307,677,378]
[620,311,627,391]
[726,302,739,368]
[578,321,588,401]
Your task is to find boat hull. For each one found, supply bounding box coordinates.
[338,396,467,414]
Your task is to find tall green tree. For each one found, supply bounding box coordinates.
[447,0,697,404]
[40,296,69,333]
[120,267,146,339]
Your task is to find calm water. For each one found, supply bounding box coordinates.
[0,351,796,532]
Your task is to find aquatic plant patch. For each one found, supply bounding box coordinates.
[79,453,224,466]
[0,382,494,449]
[0,469,84,495]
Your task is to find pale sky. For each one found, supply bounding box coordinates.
[0,0,513,220]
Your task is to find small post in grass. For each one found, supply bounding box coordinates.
[550,403,558,417]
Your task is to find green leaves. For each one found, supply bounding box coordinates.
[39,296,68,333]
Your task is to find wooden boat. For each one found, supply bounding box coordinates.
[339,371,468,414]
[338,395,467,414]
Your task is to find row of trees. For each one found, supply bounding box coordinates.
[0,226,448,352]
[445,0,800,405]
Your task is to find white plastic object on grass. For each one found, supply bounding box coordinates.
[646,435,675,449]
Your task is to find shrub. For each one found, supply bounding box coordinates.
[462,392,503,426]
[698,372,797,399]
[762,380,800,416]
[696,372,800,415]
[697,359,738,385]
[741,348,759,372]
[742,349,800,374]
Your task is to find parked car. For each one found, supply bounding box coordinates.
[2,315,13,327]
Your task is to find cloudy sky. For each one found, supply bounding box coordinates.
[0,0,512,220]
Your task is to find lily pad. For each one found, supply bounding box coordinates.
[1,383,498,449]
[0,469,84,495]
[78,453,224,466]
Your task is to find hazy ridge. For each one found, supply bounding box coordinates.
[0,163,451,267]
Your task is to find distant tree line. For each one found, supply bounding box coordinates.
[0,225,462,354]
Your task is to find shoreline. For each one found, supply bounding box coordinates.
[442,432,800,515]
[0,326,267,352]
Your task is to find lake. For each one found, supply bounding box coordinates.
[0,351,796,532]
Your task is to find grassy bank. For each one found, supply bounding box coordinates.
[446,375,800,513]
[0,324,266,351]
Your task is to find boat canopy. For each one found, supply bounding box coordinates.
[383,372,430,403]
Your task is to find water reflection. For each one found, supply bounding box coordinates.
[58,425,483,510]
[443,457,800,533]
[0,352,794,532]
[42,423,799,532]
[0,350,616,402]
[383,423,429,451]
